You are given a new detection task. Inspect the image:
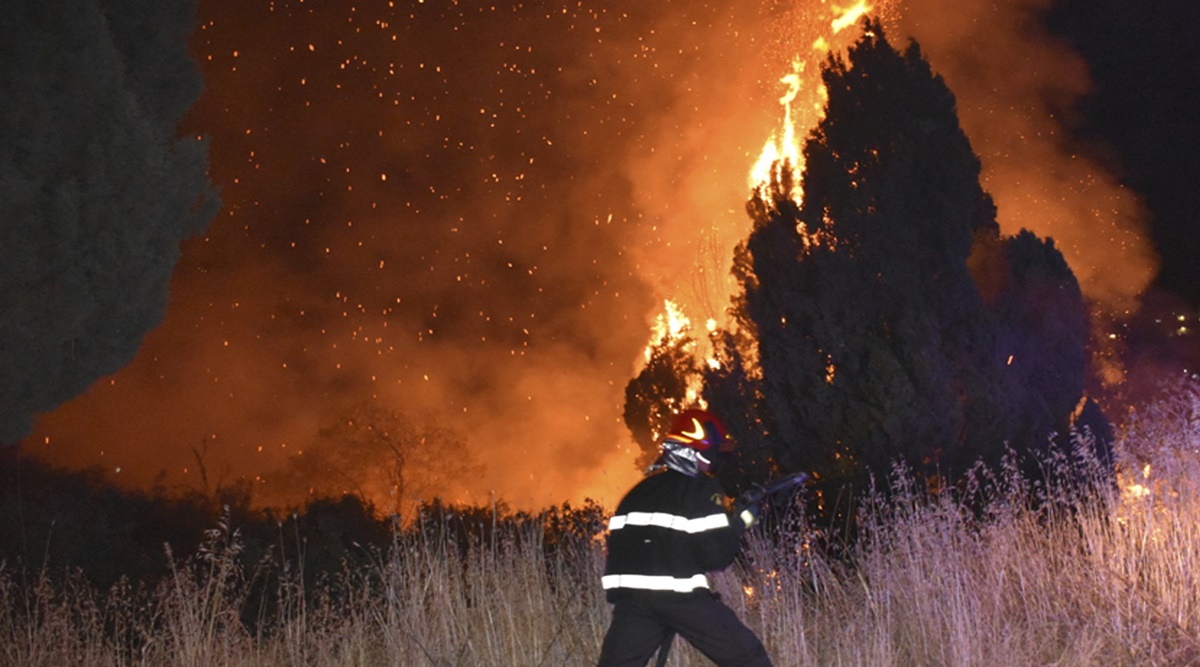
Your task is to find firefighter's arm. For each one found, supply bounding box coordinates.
[733,472,810,529]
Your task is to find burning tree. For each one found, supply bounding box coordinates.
[623,329,701,471]
[708,21,1093,498]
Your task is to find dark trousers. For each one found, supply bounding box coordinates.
[597,593,773,667]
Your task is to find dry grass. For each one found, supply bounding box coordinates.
[4,387,1200,666]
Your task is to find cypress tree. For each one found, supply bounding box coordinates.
[733,20,1090,498]
[623,20,1094,506]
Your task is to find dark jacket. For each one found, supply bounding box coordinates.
[602,468,744,601]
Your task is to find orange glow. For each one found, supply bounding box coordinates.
[749,58,807,202]
[643,299,707,407]
[642,6,890,398]
[748,1,891,211]
[894,2,1156,319]
[1123,463,1153,500]
[647,299,691,362]
[25,0,1160,517]
[832,1,874,34]
[647,2,899,367]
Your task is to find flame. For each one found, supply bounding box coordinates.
[748,1,880,204]
[1123,462,1153,500]
[647,299,690,360]
[643,299,712,406]
[1125,483,1151,499]
[639,0,893,478]
[832,1,874,34]
[749,58,806,201]
[646,3,892,391]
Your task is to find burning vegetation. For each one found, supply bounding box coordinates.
[4,0,1175,524]
[2,0,1197,662]
[627,20,1109,519]
[4,382,1200,665]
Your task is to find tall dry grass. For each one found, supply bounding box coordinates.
[4,385,1200,666]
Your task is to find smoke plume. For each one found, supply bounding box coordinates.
[896,0,1157,314]
[27,0,1156,512]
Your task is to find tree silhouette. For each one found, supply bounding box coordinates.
[623,332,701,470]
[728,21,1091,497]
[0,1,218,443]
[701,326,777,493]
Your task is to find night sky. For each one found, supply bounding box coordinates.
[24,0,1195,510]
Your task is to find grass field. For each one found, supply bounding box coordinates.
[4,387,1200,666]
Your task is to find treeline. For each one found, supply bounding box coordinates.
[0,447,605,610]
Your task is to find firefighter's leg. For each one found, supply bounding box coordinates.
[666,594,773,667]
[597,599,670,667]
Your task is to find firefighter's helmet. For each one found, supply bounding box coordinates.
[660,408,732,475]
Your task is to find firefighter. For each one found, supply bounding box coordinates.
[597,408,773,667]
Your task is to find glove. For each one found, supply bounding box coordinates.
[737,504,759,528]
[733,491,762,529]
[730,473,810,529]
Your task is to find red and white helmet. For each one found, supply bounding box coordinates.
[660,408,732,474]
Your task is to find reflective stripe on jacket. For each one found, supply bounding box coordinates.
[602,468,743,599]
